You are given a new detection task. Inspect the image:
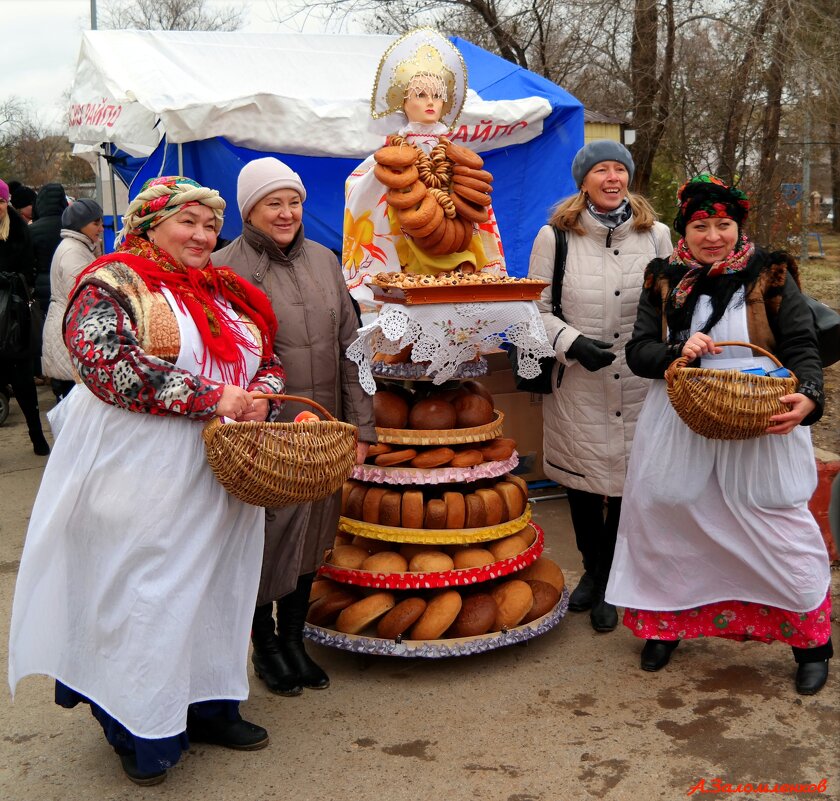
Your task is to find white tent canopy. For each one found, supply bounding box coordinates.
[68,30,551,158]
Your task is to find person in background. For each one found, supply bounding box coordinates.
[9,176,286,786]
[42,198,104,402]
[216,157,376,697]
[9,181,37,224]
[607,175,831,696]
[527,141,672,633]
[29,182,69,315]
[0,178,49,454]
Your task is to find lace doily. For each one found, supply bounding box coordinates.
[348,301,554,393]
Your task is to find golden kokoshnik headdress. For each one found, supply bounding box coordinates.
[370,28,467,131]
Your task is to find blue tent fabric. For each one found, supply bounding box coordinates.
[107,40,583,277]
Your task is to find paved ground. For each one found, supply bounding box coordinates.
[1,389,838,801]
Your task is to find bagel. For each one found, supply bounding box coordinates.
[452,165,493,183]
[445,141,484,169]
[410,447,456,469]
[374,163,419,190]
[374,145,418,168]
[452,182,492,207]
[398,193,438,231]
[452,192,489,224]
[452,174,493,194]
[366,443,393,458]
[402,199,444,238]
[454,215,475,252]
[387,181,426,209]
[423,217,460,255]
[449,449,484,468]
[413,217,449,249]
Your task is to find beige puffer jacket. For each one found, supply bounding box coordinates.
[527,212,672,496]
[42,229,100,381]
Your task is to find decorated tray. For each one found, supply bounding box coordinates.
[376,410,504,445]
[370,282,548,305]
[304,589,568,658]
[338,507,531,545]
[352,452,518,486]
[320,522,543,590]
[371,357,488,381]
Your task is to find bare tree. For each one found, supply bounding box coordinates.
[101,0,245,31]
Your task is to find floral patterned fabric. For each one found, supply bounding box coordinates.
[623,592,832,649]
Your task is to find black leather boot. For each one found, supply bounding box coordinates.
[589,588,618,632]
[250,603,302,696]
[568,572,597,611]
[277,573,330,690]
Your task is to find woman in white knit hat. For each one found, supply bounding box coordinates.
[216,157,376,698]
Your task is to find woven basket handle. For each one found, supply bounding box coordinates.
[666,339,784,380]
[251,393,337,422]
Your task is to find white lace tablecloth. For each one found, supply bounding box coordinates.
[348,301,554,394]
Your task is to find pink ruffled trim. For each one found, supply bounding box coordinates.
[351,453,519,485]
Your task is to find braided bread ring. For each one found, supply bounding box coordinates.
[387,181,426,209]
[452,193,489,224]
[452,174,493,194]
[452,182,492,206]
[445,141,484,169]
[428,188,457,219]
[452,165,494,183]
[374,163,419,189]
[403,199,444,238]
[374,145,418,168]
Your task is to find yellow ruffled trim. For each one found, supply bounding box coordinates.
[338,506,532,544]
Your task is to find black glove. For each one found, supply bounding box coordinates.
[566,335,616,372]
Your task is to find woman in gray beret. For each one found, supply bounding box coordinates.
[526,140,672,633]
[42,198,104,401]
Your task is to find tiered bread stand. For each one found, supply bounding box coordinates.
[304,275,569,657]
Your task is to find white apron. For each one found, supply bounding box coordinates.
[607,290,830,613]
[9,288,265,738]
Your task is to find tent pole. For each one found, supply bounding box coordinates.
[178,143,183,177]
[108,143,119,241]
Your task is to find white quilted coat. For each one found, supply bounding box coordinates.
[527,212,672,496]
[41,229,99,381]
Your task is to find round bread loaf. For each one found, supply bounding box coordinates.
[452,547,495,569]
[476,488,504,526]
[434,386,470,404]
[410,447,455,469]
[491,580,534,629]
[351,535,392,554]
[375,448,418,467]
[377,597,427,639]
[423,498,447,529]
[521,579,561,624]
[504,473,530,504]
[448,593,497,637]
[488,533,529,561]
[362,551,408,574]
[443,491,466,529]
[449,449,484,468]
[332,532,353,548]
[401,490,424,528]
[517,557,565,593]
[408,398,456,430]
[336,592,396,634]
[379,491,403,527]
[408,550,454,573]
[460,380,494,405]
[309,578,341,602]
[344,485,368,519]
[307,587,358,626]
[399,543,437,560]
[453,394,495,428]
[373,390,410,429]
[362,487,388,524]
[328,545,369,570]
[494,481,525,521]
[480,438,517,461]
[464,493,487,528]
[410,590,463,640]
[342,480,359,512]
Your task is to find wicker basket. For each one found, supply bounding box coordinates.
[203,394,358,508]
[664,341,797,441]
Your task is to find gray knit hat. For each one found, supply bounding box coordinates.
[61,197,103,231]
[571,140,635,188]
[237,157,307,221]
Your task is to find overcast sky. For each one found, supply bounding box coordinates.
[0,0,335,127]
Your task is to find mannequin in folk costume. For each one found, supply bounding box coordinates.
[342,29,505,306]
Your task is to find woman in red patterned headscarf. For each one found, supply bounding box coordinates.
[9,176,286,785]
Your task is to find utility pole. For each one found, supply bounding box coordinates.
[801,99,811,263]
[90,0,104,217]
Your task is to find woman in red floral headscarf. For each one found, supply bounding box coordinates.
[607,174,831,696]
[9,177,286,785]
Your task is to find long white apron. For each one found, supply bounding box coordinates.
[606,290,830,613]
[8,288,265,738]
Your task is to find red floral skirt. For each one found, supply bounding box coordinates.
[622,592,832,649]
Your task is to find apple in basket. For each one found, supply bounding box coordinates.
[294,411,320,423]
